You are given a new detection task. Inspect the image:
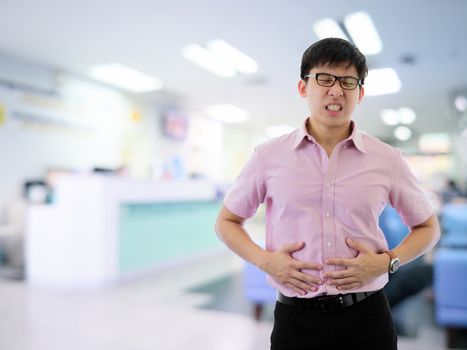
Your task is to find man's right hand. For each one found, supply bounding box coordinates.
[259,241,323,295]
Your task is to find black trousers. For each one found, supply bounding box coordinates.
[270,290,397,350]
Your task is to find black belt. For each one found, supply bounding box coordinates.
[277,289,380,311]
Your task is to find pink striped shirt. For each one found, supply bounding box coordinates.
[224,118,433,297]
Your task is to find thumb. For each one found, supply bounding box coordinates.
[281,241,305,254]
[346,238,370,252]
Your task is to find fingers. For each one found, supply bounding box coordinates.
[326,276,355,286]
[285,282,307,296]
[323,270,352,279]
[269,248,325,295]
[333,282,362,291]
[324,270,363,290]
[275,265,322,295]
[296,261,323,271]
[286,278,318,295]
[291,270,323,286]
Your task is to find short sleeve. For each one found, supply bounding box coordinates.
[389,150,433,227]
[223,147,266,219]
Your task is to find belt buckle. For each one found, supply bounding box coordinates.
[333,295,345,309]
[318,295,344,311]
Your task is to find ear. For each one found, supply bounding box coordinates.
[298,79,307,97]
[358,85,365,103]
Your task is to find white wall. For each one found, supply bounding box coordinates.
[0,78,128,203]
[0,53,225,211]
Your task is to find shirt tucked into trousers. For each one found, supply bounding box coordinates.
[224,119,433,349]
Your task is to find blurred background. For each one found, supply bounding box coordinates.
[0,1,467,349]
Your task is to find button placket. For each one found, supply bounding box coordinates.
[322,151,338,267]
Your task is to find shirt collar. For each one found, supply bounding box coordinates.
[348,121,367,153]
[292,118,367,154]
[291,118,313,150]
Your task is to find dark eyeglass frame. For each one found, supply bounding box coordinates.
[304,73,363,90]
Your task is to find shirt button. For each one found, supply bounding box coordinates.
[325,212,330,217]
[327,242,332,247]
[322,154,326,158]
[327,181,332,186]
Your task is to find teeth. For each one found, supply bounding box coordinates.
[326,104,342,111]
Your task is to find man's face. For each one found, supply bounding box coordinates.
[298,63,364,128]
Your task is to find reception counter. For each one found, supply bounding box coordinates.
[25,175,222,288]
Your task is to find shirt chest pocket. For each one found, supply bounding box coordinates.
[338,185,388,221]
[269,175,322,213]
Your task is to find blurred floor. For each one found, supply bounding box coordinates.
[0,249,450,350]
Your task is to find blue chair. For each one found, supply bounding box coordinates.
[434,204,467,347]
[440,232,467,248]
[440,203,467,248]
[378,205,409,250]
[434,248,467,347]
[441,203,467,235]
[243,261,276,320]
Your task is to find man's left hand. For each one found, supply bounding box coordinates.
[323,238,389,290]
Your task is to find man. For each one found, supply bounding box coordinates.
[215,38,440,350]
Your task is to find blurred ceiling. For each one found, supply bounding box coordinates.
[0,0,466,140]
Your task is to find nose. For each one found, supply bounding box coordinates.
[328,82,344,97]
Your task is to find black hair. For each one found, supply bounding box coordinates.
[300,38,368,84]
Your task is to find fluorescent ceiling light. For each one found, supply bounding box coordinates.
[344,12,383,55]
[266,124,295,138]
[206,104,250,124]
[207,39,258,74]
[398,107,416,124]
[455,95,467,112]
[380,109,399,126]
[89,63,162,93]
[394,126,412,141]
[381,107,416,126]
[313,18,349,40]
[365,68,401,96]
[182,44,236,77]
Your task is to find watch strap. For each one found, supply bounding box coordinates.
[378,249,398,272]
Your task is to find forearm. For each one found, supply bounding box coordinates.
[215,218,269,269]
[393,214,440,265]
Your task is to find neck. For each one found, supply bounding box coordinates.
[307,118,352,148]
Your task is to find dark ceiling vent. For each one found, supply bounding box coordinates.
[399,54,417,65]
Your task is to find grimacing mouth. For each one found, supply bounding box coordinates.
[325,104,343,111]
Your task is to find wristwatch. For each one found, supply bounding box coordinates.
[378,250,400,274]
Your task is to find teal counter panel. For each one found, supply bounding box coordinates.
[119,201,222,273]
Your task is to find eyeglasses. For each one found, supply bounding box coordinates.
[304,73,362,90]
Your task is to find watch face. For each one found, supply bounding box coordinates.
[390,259,400,273]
